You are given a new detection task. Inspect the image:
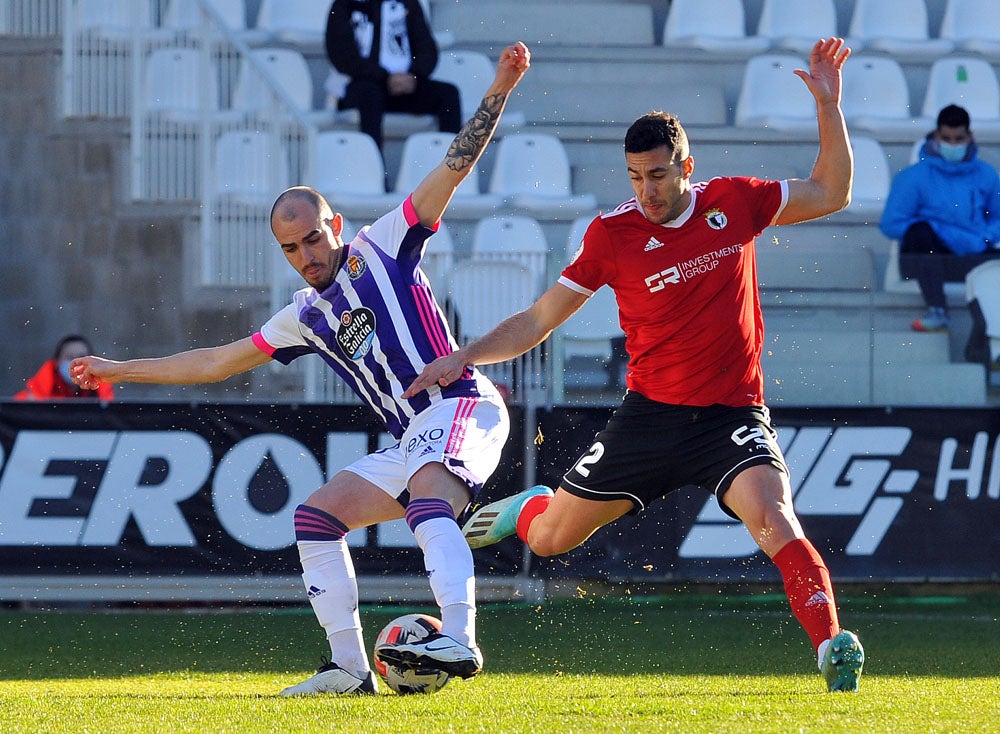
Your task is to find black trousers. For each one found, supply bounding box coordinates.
[338,76,462,152]
[899,221,999,309]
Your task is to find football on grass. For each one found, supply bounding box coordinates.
[373,613,451,695]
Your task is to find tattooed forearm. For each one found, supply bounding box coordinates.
[445,92,507,173]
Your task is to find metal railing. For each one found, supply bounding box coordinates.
[61,0,313,288]
[1,0,61,35]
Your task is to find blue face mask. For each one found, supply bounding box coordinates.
[58,360,74,384]
[939,141,968,163]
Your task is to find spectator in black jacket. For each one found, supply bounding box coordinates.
[326,0,461,154]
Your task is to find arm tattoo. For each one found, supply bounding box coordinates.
[445,92,506,173]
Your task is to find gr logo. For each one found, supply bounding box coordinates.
[680,426,921,558]
[645,267,681,292]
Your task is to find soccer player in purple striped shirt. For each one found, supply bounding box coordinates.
[72,41,531,695]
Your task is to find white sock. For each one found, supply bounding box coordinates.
[297,539,369,678]
[411,516,476,648]
[817,638,831,670]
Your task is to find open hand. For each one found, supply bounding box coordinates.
[795,37,850,106]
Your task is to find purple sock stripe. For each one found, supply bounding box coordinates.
[405,498,456,531]
[294,504,348,541]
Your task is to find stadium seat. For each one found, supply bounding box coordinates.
[965,260,1000,365]
[161,0,269,45]
[313,130,396,216]
[208,130,290,285]
[431,1,655,46]
[231,47,329,128]
[561,285,624,391]
[75,0,151,40]
[840,55,917,137]
[566,215,592,262]
[663,0,769,54]
[212,129,288,204]
[142,46,219,122]
[754,0,838,54]
[940,0,1000,57]
[918,56,1000,134]
[847,0,954,58]
[735,54,816,131]
[393,132,502,218]
[445,260,540,395]
[487,133,598,220]
[433,49,525,129]
[255,0,328,47]
[414,0,453,48]
[845,137,890,216]
[420,220,456,296]
[472,214,551,293]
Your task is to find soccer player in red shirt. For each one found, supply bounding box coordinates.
[403,38,865,692]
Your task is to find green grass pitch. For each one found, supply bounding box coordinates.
[2,590,998,733]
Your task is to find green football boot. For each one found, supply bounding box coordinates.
[822,630,865,692]
[462,485,553,549]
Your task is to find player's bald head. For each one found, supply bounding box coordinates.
[271,186,334,225]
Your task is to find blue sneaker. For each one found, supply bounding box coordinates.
[821,630,865,692]
[462,485,553,549]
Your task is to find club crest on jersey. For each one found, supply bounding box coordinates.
[336,307,376,359]
[346,254,367,280]
[705,208,728,230]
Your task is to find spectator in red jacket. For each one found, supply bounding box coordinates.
[14,335,115,400]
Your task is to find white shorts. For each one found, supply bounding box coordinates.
[346,396,510,503]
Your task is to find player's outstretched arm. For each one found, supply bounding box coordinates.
[778,37,853,225]
[409,42,530,227]
[402,283,586,397]
[70,337,271,389]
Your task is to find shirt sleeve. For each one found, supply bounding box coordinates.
[254,304,314,366]
[560,215,615,294]
[734,176,786,231]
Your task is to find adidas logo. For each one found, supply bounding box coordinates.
[419,445,435,457]
[307,585,327,598]
[644,236,665,251]
[805,591,831,607]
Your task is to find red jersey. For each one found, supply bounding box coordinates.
[561,176,787,407]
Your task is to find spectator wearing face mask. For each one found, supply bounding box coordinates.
[14,334,115,400]
[880,104,1000,332]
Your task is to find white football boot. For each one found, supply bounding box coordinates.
[375,633,483,679]
[280,659,378,695]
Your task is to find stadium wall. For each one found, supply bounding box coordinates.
[0,401,996,605]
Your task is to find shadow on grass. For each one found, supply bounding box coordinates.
[1,594,998,681]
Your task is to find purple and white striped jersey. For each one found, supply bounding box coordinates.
[253,196,498,440]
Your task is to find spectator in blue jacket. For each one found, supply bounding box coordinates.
[879,104,1000,332]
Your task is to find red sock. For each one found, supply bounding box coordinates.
[772,538,840,651]
[515,494,552,543]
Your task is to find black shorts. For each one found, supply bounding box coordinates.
[561,392,788,519]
